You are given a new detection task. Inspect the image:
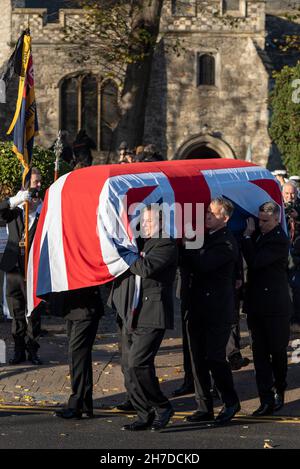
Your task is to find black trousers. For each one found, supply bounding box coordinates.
[178,267,194,385]
[66,315,99,411]
[291,285,300,324]
[226,291,242,360]
[187,314,239,413]
[249,315,290,405]
[6,268,40,353]
[121,326,170,422]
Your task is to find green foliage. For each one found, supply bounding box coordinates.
[0,141,71,199]
[269,64,300,175]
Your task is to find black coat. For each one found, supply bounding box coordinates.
[109,236,178,330]
[189,227,239,325]
[242,225,292,317]
[0,199,40,272]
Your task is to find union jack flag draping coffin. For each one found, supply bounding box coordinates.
[27,158,284,315]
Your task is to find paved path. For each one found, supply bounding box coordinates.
[0,301,300,419]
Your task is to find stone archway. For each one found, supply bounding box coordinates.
[175,134,235,160]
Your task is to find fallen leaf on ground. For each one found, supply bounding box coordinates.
[23,395,34,402]
[264,439,275,449]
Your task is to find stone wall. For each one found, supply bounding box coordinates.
[144,35,270,164]
[2,0,299,167]
[160,0,265,45]
[1,7,118,148]
[144,0,270,164]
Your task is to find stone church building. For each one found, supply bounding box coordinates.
[0,0,300,166]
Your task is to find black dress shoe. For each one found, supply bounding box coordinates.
[9,351,26,365]
[215,402,241,425]
[252,403,274,416]
[186,411,214,423]
[116,400,135,412]
[122,419,151,431]
[55,408,82,419]
[229,356,250,371]
[172,383,194,397]
[151,406,174,431]
[274,392,284,412]
[83,410,94,418]
[27,353,43,365]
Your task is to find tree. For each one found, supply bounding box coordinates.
[64,0,165,149]
[269,63,300,175]
[0,142,71,199]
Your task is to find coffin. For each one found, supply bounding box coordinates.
[27,158,283,313]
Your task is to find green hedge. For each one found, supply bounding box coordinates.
[270,64,300,175]
[0,141,72,199]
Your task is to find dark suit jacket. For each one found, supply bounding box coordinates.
[242,225,292,317]
[0,199,40,272]
[189,227,239,325]
[109,235,178,330]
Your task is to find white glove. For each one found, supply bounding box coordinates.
[9,190,31,209]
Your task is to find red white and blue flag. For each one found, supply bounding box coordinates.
[27,158,284,314]
[7,30,38,189]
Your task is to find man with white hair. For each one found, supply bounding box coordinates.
[289,176,300,198]
[282,182,300,242]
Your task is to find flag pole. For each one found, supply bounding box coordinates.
[54,130,63,182]
[24,199,29,281]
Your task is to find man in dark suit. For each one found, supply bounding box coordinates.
[0,168,43,365]
[110,204,178,431]
[186,197,240,425]
[171,246,195,397]
[242,201,291,416]
[55,286,103,419]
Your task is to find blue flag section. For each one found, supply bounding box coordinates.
[7,30,38,189]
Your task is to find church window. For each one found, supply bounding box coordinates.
[198,54,216,87]
[60,74,119,151]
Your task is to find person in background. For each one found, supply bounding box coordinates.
[0,168,43,365]
[73,129,96,167]
[109,205,178,431]
[272,169,289,188]
[186,197,241,425]
[242,202,292,416]
[55,287,104,419]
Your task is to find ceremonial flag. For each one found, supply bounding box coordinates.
[26,158,284,315]
[7,30,38,189]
